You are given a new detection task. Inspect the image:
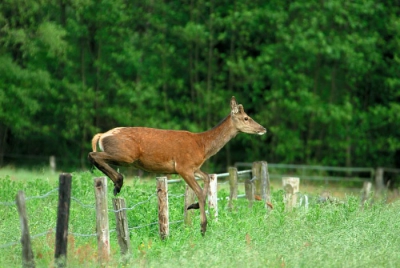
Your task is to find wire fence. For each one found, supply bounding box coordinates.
[0,161,383,257]
[0,182,187,250]
[0,188,59,206]
[0,164,311,251]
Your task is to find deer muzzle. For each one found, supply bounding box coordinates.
[257,126,267,135]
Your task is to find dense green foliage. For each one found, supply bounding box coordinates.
[1,172,400,267]
[0,0,399,170]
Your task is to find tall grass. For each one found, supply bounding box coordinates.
[0,171,399,268]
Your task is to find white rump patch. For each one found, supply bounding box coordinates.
[99,127,124,152]
[99,140,104,151]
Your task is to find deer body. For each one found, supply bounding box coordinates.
[88,97,266,235]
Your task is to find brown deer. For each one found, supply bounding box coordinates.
[88,96,266,235]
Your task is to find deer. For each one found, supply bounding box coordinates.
[88,96,266,235]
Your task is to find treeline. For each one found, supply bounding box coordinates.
[0,0,399,171]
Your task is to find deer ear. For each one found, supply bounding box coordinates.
[230,96,239,114]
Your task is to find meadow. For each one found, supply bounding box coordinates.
[1,168,400,268]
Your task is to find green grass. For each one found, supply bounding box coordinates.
[0,170,399,268]
[0,165,58,183]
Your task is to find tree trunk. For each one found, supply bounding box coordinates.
[306,54,321,162]
[189,0,195,111]
[226,4,236,166]
[80,37,86,87]
[161,0,169,114]
[59,0,66,26]
[206,0,214,129]
[194,13,200,126]
[95,41,101,129]
[0,123,8,167]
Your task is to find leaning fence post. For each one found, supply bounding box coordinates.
[94,177,110,264]
[112,198,131,257]
[228,167,238,209]
[282,177,300,211]
[208,174,218,220]
[157,177,169,239]
[184,185,196,226]
[16,191,35,268]
[54,173,72,267]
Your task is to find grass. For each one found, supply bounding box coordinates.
[0,169,399,267]
[0,166,57,182]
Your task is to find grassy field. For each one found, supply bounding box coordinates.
[1,168,400,268]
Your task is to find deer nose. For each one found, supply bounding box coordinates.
[258,128,267,135]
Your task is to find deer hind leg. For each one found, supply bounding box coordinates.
[197,170,210,199]
[180,171,207,236]
[187,170,210,210]
[88,151,124,195]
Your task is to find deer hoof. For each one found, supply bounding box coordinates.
[200,223,207,236]
[187,202,200,210]
[113,174,124,196]
[113,185,121,196]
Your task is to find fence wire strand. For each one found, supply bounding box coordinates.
[110,193,157,213]
[0,201,16,206]
[0,188,59,206]
[70,192,163,213]
[129,220,184,230]
[0,189,181,249]
[25,188,59,201]
[71,196,96,209]
[0,228,55,249]
[0,172,224,250]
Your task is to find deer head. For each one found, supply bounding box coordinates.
[230,96,267,135]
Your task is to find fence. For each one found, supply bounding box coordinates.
[235,162,375,182]
[0,161,269,266]
[0,161,379,267]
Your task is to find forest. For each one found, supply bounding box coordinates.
[0,0,399,172]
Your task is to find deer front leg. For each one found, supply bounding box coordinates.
[88,152,124,195]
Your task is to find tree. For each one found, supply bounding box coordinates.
[0,0,399,170]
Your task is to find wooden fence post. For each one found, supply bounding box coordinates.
[260,161,271,210]
[375,167,384,192]
[245,179,255,208]
[282,177,300,211]
[54,173,72,267]
[361,181,373,207]
[208,174,218,220]
[252,161,262,199]
[16,191,35,268]
[228,167,238,209]
[49,155,56,173]
[157,177,169,239]
[94,177,110,264]
[184,185,196,226]
[112,198,130,257]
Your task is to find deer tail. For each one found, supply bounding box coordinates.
[91,133,103,152]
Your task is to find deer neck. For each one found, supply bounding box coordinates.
[199,115,238,160]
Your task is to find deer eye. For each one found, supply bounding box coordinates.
[244,117,249,121]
